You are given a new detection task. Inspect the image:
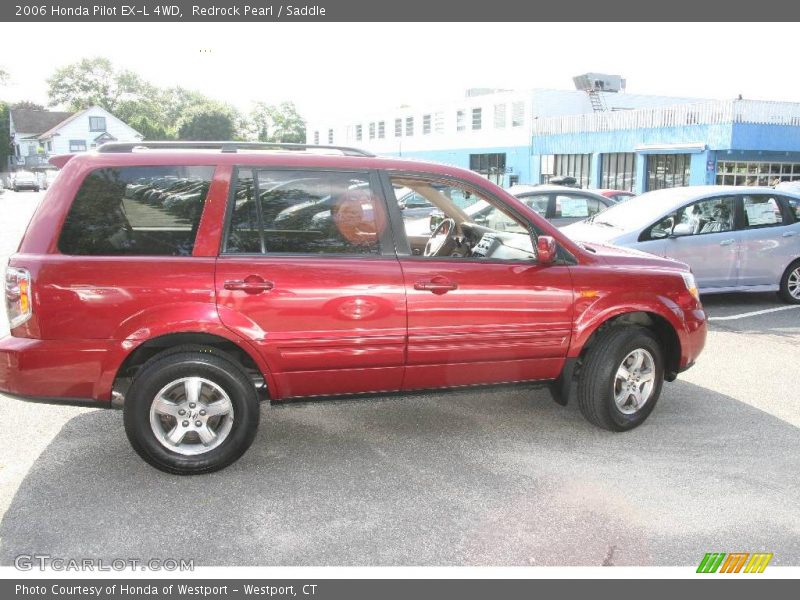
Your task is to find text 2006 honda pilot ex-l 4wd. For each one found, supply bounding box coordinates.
[1,142,707,474]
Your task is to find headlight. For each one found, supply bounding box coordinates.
[681,272,699,300]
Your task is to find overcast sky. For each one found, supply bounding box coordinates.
[1,22,798,120]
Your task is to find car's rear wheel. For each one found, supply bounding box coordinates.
[576,326,664,431]
[779,260,800,304]
[123,349,259,474]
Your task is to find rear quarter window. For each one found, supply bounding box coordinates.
[58,166,214,256]
[782,196,800,222]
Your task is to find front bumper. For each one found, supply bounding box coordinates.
[678,307,708,369]
[0,335,115,404]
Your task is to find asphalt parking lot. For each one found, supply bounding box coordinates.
[0,189,798,566]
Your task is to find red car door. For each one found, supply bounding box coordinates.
[386,173,575,391]
[215,168,406,399]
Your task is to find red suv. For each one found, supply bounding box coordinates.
[1,142,707,474]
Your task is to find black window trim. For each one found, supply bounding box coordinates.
[219,166,396,259]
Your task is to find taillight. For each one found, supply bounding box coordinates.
[5,266,32,329]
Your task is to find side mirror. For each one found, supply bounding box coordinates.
[671,223,693,237]
[536,235,557,265]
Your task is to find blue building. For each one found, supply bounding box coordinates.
[531,99,800,193]
[307,78,800,193]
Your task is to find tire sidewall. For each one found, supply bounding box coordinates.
[124,354,258,474]
[603,329,664,430]
[780,260,800,304]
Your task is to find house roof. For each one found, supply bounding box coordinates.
[36,105,142,140]
[10,109,74,135]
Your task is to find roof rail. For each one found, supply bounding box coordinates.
[96,141,376,157]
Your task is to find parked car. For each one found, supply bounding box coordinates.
[562,185,800,303]
[1,142,707,474]
[11,171,40,192]
[596,189,637,203]
[428,185,616,235]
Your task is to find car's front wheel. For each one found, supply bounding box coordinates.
[123,348,260,474]
[576,326,664,431]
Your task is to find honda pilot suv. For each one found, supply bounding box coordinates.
[1,142,707,474]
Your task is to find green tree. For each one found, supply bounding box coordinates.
[159,87,210,125]
[178,103,240,141]
[11,100,46,110]
[126,114,175,141]
[47,57,144,112]
[247,101,306,143]
[0,101,10,170]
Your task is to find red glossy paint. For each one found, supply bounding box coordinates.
[0,150,707,404]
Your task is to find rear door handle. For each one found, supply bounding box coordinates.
[224,276,274,294]
[719,239,736,246]
[414,277,458,295]
[782,231,797,238]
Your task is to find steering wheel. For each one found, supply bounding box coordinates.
[424,217,457,257]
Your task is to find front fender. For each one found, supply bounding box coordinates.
[568,290,687,359]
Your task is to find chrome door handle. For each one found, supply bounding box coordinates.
[782,231,797,238]
[719,239,736,246]
[224,277,274,294]
[414,277,458,295]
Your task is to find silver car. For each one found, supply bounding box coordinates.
[562,186,800,303]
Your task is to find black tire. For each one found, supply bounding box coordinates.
[576,325,664,432]
[778,259,800,304]
[123,348,259,474]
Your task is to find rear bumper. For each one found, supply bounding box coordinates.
[0,335,115,404]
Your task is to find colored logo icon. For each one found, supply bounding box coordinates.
[697,552,773,573]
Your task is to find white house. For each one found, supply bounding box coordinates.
[9,105,142,169]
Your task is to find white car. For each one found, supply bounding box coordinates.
[562,186,800,302]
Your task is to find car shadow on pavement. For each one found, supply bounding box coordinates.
[1,381,798,567]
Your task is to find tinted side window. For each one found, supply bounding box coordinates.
[59,166,214,256]
[225,170,387,255]
[783,196,800,222]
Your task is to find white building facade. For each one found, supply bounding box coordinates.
[306,84,706,188]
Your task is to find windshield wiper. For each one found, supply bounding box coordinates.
[592,220,617,228]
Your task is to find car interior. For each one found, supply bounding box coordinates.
[391,178,537,261]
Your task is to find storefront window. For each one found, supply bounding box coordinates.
[601,153,636,191]
[715,161,800,186]
[646,154,691,191]
[543,154,592,188]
